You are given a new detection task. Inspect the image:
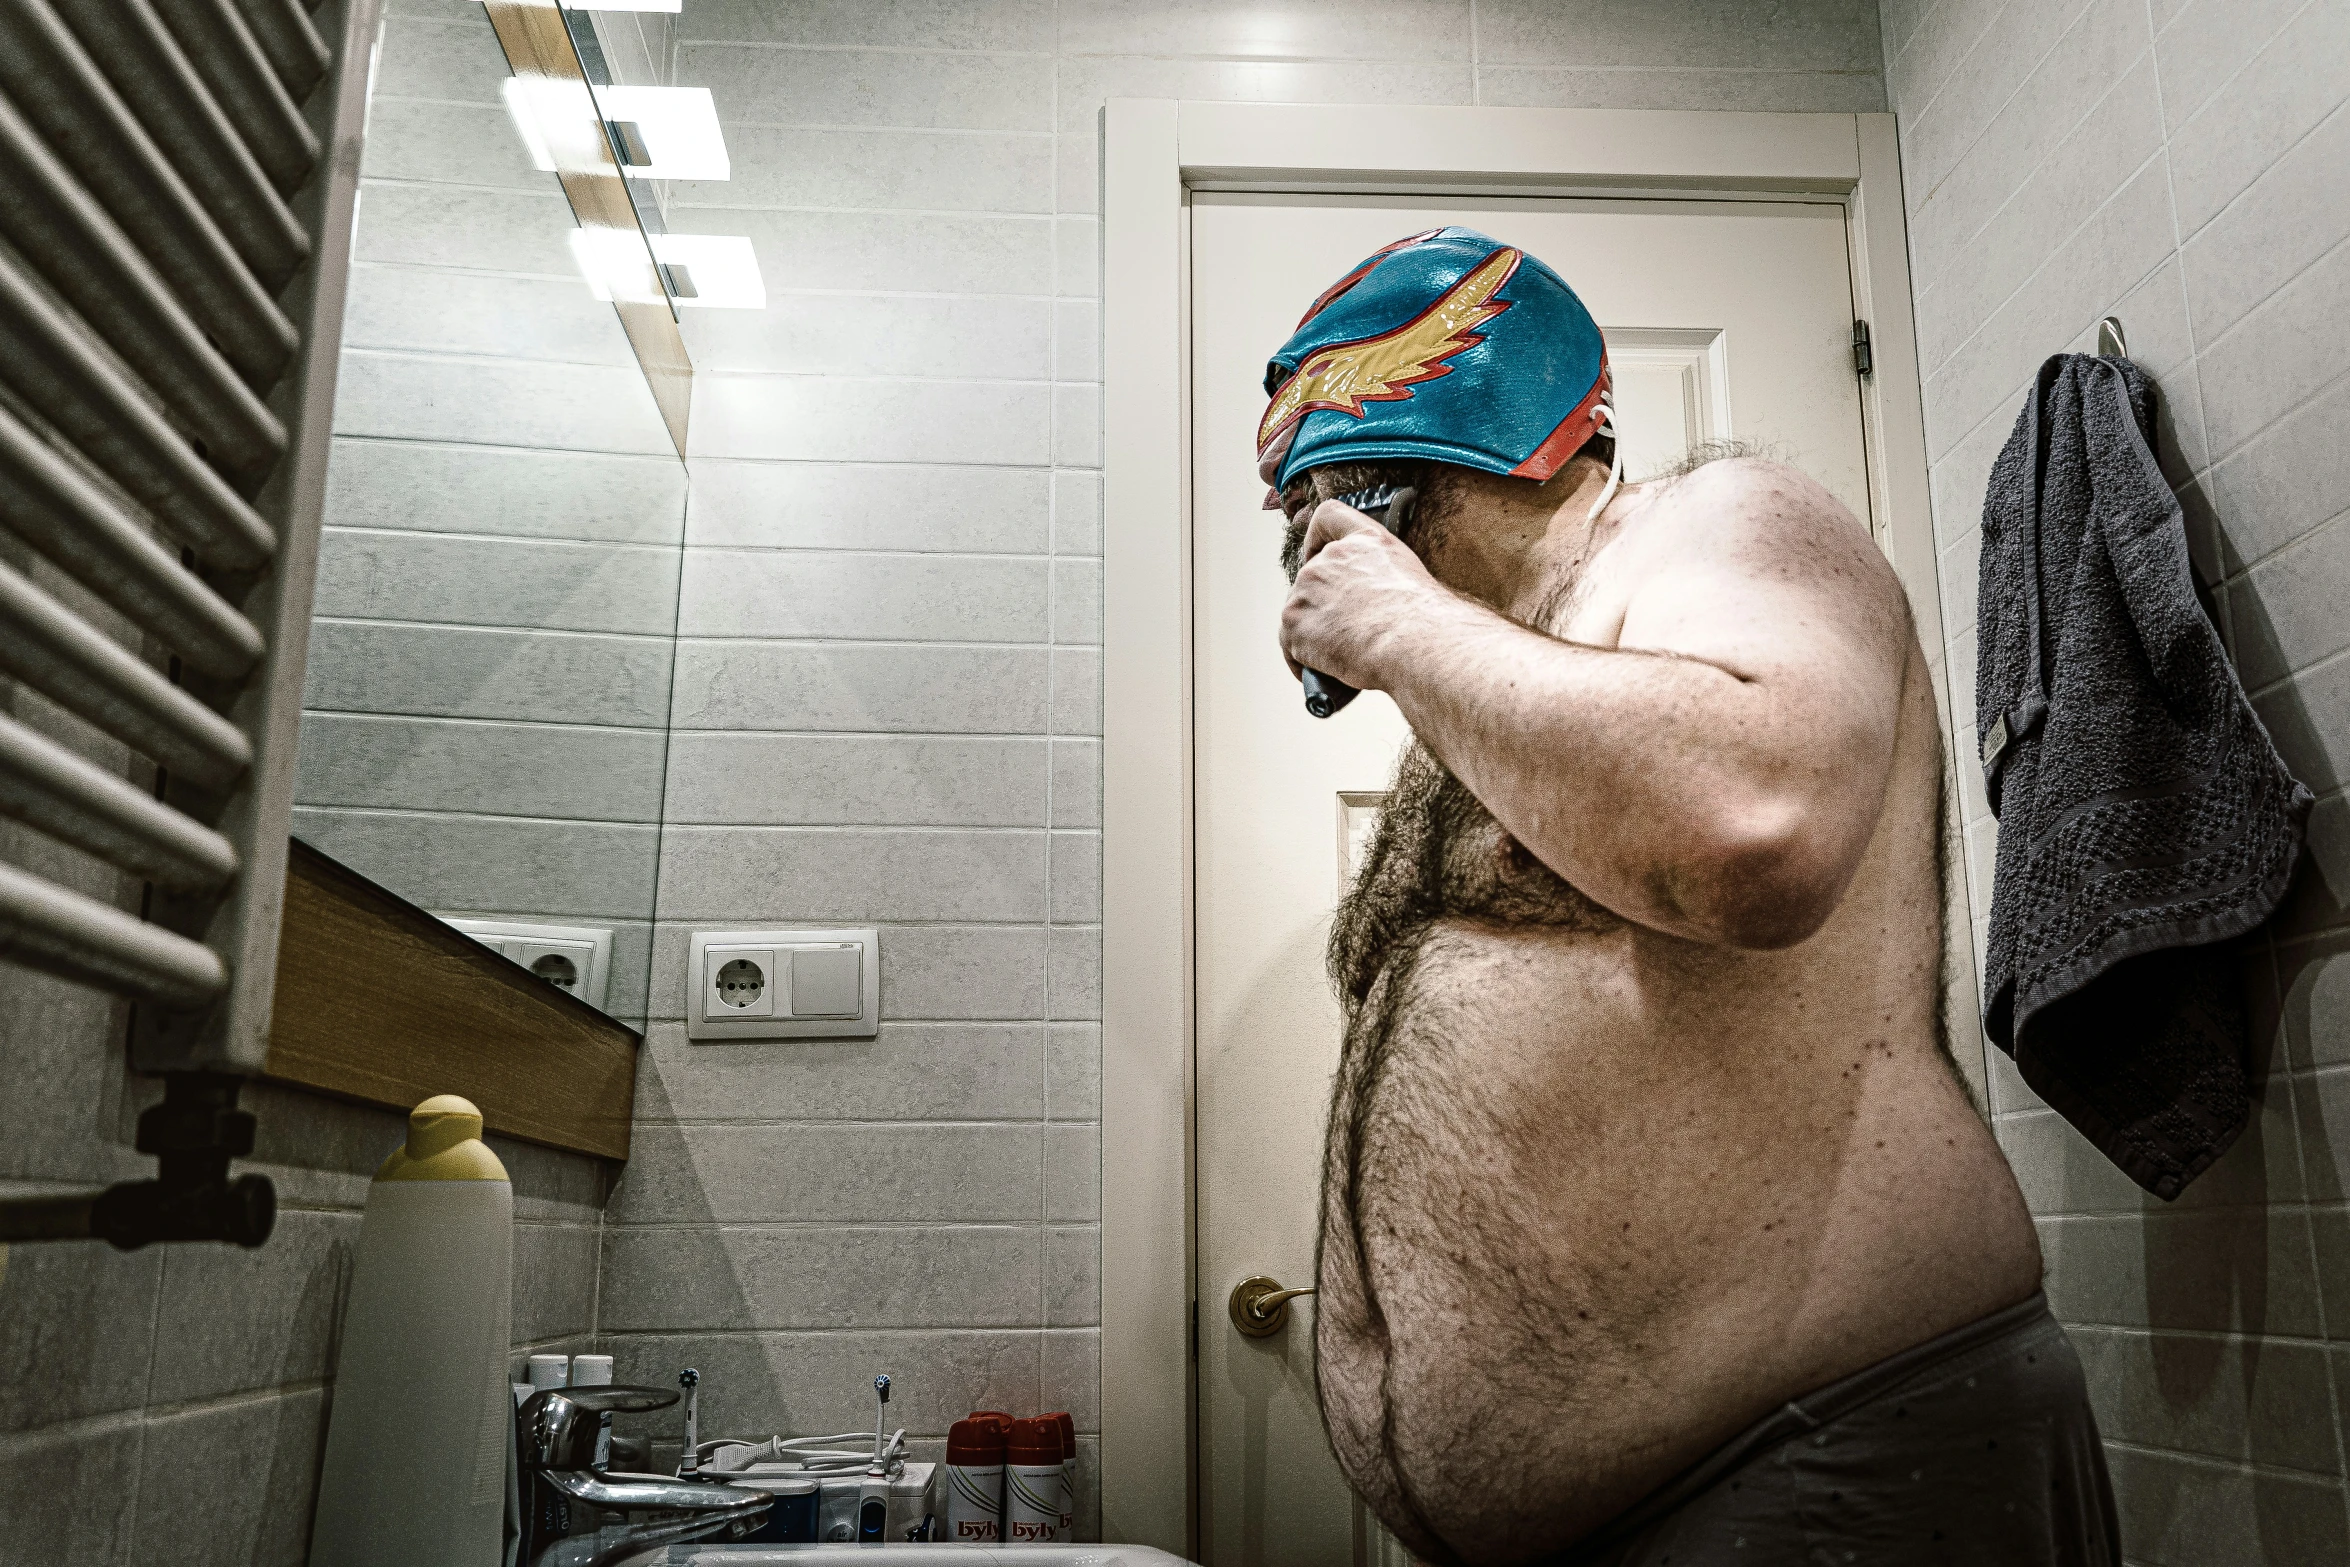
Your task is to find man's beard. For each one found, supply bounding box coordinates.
[1276,459,1432,583]
[1281,511,1311,583]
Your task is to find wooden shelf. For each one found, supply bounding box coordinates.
[262,838,641,1160]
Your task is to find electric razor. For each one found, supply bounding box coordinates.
[1301,484,1416,718]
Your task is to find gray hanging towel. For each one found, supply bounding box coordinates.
[1976,354,2309,1200]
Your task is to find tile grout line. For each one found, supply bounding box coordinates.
[2138,0,2214,518]
[2188,224,2350,434]
[1912,135,2168,393]
[2160,0,2326,254]
[118,1183,167,1565]
[1907,33,2154,321]
[1046,0,1064,1367]
[1469,0,1481,107]
[1894,0,2034,165]
[2259,929,2350,1513]
[1883,0,1948,84]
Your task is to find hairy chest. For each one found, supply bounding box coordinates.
[1327,743,1622,1016]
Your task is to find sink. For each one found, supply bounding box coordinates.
[619,1547,1197,1567]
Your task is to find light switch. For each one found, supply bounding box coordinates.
[687,928,880,1041]
[789,945,861,1017]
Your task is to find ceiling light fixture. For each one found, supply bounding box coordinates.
[568,230,766,311]
[650,235,765,309]
[588,86,729,181]
[505,80,728,184]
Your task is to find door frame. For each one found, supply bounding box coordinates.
[1098,101,1961,1556]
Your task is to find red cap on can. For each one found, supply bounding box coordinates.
[968,1410,1015,1433]
[1044,1410,1075,1460]
[1007,1416,1061,1465]
[947,1417,1008,1463]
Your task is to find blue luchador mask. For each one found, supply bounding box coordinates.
[1258,227,1611,492]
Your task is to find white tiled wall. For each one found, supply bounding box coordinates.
[292,2,687,1028]
[605,0,1885,1537]
[1882,0,2350,1556]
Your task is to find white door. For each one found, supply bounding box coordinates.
[1190,194,1870,1567]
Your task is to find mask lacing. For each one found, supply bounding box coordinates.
[1588,383,1624,521]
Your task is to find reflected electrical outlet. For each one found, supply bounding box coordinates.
[435,916,615,1012]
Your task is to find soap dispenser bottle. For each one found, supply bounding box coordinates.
[310,1095,515,1567]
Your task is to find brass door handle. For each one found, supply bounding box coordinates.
[1229,1275,1316,1338]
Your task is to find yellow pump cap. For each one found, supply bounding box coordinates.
[374,1094,510,1183]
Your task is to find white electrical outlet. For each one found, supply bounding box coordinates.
[706,944,777,1018]
[687,928,879,1041]
[437,916,615,1011]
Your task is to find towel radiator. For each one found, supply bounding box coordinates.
[0,0,380,1245]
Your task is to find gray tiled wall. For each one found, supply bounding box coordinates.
[293,1,686,1031]
[605,0,1884,1539]
[1881,0,2350,1558]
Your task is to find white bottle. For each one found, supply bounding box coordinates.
[310,1096,514,1567]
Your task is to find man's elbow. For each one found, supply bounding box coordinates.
[1672,807,1859,950]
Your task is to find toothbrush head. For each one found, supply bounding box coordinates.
[874,1374,891,1403]
[680,1368,699,1390]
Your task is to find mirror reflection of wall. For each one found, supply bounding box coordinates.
[291,2,688,1028]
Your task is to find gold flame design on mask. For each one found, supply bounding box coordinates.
[1257,247,1521,455]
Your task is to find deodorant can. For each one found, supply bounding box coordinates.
[944,1418,1006,1542]
[1005,1418,1064,1545]
[1044,1410,1076,1540]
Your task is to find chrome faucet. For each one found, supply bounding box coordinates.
[516,1385,770,1567]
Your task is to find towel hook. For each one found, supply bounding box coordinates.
[2096,315,2127,358]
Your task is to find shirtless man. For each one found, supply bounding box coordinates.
[1259,229,2118,1565]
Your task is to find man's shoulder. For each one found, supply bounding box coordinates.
[1615,454,1909,648]
[1639,453,1880,572]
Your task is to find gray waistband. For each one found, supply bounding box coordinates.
[1556,1290,2059,1562]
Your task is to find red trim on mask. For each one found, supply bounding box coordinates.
[1508,368,1610,481]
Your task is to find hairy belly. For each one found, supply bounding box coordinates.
[1316,915,2003,1564]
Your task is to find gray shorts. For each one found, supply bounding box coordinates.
[1553,1292,2119,1566]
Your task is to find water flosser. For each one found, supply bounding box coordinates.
[857,1374,894,1541]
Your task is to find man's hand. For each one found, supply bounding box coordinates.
[1279,498,1454,689]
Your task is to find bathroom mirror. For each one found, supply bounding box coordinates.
[289,1,690,1029]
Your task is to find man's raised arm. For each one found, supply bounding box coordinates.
[1280,459,1911,949]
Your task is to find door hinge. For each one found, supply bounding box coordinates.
[1852,319,1874,378]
